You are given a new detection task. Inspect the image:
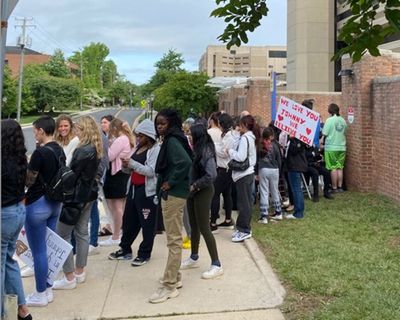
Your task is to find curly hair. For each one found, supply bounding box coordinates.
[54,114,75,146]
[155,109,183,137]
[1,119,28,187]
[109,118,136,148]
[75,116,103,159]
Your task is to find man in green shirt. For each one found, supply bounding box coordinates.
[322,103,348,192]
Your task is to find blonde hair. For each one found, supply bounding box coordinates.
[109,118,135,148]
[75,116,103,159]
[54,114,75,146]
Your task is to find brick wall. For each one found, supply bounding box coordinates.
[342,50,400,201]
[5,53,51,77]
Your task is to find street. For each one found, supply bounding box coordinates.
[22,108,143,154]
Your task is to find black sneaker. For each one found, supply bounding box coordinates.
[210,223,219,234]
[131,257,149,267]
[108,249,132,261]
[217,220,235,230]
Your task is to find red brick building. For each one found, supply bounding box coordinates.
[5,46,51,77]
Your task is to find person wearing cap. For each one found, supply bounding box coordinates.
[108,119,160,266]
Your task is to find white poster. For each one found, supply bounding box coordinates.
[274,96,320,146]
[16,227,73,282]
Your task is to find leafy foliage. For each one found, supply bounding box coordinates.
[29,76,81,112]
[2,66,18,117]
[44,49,71,78]
[212,0,400,62]
[153,71,217,118]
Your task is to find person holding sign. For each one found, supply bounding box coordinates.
[1,120,32,319]
[322,104,347,192]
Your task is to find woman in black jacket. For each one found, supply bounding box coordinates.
[180,124,223,279]
[54,116,102,290]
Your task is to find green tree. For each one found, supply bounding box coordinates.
[108,80,134,106]
[29,76,81,112]
[142,49,185,96]
[153,71,217,118]
[211,0,400,62]
[102,60,118,88]
[69,42,110,88]
[44,49,71,78]
[2,66,17,118]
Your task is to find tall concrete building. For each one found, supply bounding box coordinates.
[199,45,287,80]
[287,0,400,92]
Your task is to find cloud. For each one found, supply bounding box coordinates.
[8,0,287,84]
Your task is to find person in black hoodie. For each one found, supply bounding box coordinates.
[53,116,102,291]
[180,124,223,279]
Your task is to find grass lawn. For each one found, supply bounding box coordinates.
[252,192,400,319]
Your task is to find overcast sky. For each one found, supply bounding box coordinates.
[7,0,287,84]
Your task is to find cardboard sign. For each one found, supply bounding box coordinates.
[16,227,73,282]
[274,96,320,146]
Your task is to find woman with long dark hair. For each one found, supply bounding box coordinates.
[210,113,235,232]
[228,115,259,242]
[149,109,192,304]
[1,120,31,319]
[180,124,223,279]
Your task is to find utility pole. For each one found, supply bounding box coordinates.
[15,17,34,122]
[80,50,83,110]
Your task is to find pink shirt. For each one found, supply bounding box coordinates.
[108,135,133,175]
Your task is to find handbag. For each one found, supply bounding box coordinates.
[228,136,250,171]
[59,203,84,226]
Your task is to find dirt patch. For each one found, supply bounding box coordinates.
[388,236,400,248]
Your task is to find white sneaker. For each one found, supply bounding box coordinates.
[53,276,77,290]
[21,266,34,278]
[180,257,199,270]
[257,216,269,224]
[26,291,48,307]
[231,230,240,239]
[75,271,86,284]
[232,231,252,243]
[270,213,283,221]
[149,286,179,304]
[46,288,54,303]
[98,237,120,247]
[88,245,100,256]
[285,214,297,220]
[202,265,224,279]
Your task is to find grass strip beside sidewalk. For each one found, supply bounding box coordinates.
[252,192,400,319]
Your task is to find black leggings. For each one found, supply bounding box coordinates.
[210,168,233,223]
[187,185,219,263]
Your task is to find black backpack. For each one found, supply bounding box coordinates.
[43,146,76,203]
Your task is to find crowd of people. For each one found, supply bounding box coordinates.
[1,101,347,317]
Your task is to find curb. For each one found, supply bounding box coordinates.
[244,238,286,306]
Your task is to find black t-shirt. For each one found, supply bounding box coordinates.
[1,160,26,207]
[26,141,65,205]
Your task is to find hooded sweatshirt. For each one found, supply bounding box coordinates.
[228,131,256,182]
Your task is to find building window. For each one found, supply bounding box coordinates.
[268,50,287,58]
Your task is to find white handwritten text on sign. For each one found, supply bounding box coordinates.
[274,96,320,146]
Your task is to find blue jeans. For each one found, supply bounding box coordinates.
[1,202,26,314]
[287,171,305,218]
[25,196,61,292]
[90,200,99,247]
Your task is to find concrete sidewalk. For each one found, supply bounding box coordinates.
[22,225,286,320]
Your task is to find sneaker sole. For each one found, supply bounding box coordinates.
[202,269,224,279]
[149,289,179,304]
[232,234,252,242]
[26,301,48,307]
[108,255,133,261]
[131,260,149,267]
[180,264,199,270]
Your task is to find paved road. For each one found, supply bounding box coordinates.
[23,108,142,155]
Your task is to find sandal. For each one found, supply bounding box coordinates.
[98,227,113,237]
